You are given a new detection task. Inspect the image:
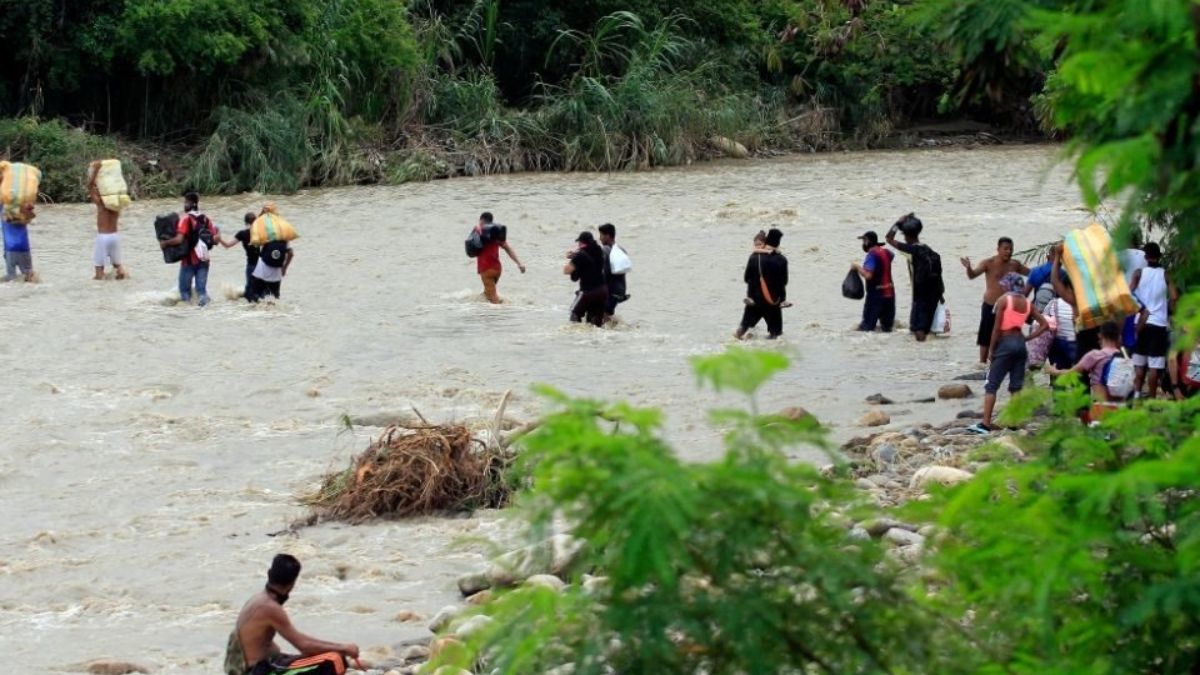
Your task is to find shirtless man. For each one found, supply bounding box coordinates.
[224,554,359,675]
[961,237,1029,362]
[87,161,127,280]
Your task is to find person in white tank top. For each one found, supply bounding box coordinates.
[1130,242,1177,398]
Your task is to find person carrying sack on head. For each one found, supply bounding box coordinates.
[735,228,788,340]
[885,214,944,341]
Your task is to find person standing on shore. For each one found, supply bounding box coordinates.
[970,274,1051,435]
[564,231,609,327]
[87,162,127,280]
[598,223,630,323]
[735,228,788,340]
[885,214,943,341]
[1129,242,1177,398]
[852,231,896,333]
[158,192,219,306]
[224,554,359,675]
[962,237,1030,362]
[473,212,525,304]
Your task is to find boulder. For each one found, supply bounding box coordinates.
[465,589,494,605]
[524,574,567,592]
[910,466,973,490]
[710,136,750,159]
[883,528,926,547]
[956,409,982,419]
[778,406,813,421]
[399,645,431,663]
[427,605,462,634]
[453,614,494,639]
[938,384,973,400]
[456,572,490,597]
[858,411,891,427]
[581,574,609,596]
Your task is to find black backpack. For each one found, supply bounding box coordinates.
[911,244,944,298]
[186,213,215,250]
[261,241,289,268]
[465,229,485,258]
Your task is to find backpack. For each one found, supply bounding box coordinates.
[185,213,216,250]
[483,222,507,243]
[910,244,944,298]
[261,241,289,268]
[465,228,485,258]
[1102,349,1136,399]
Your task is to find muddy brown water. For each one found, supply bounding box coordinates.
[0,145,1083,672]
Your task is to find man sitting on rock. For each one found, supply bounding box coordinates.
[225,554,360,675]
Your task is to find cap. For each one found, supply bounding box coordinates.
[765,228,783,248]
[576,231,595,244]
[858,231,879,246]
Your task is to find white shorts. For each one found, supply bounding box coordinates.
[93,233,123,267]
[1131,353,1167,370]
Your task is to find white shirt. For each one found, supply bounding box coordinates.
[1135,266,1169,327]
[252,258,283,283]
[1122,249,1146,287]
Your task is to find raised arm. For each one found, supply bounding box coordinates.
[271,607,358,659]
[961,256,986,280]
[1050,249,1076,309]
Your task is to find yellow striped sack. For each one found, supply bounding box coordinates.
[1061,223,1138,329]
[0,161,41,223]
[95,159,132,212]
[249,203,300,245]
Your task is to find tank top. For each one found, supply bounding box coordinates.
[998,294,1031,331]
[1136,266,1169,327]
[1051,298,1076,341]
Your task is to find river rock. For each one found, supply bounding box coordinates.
[954,371,987,381]
[525,574,567,592]
[710,136,750,158]
[857,518,915,538]
[86,662,149,675]
[855,478,880,491]
[465,589,493,605]
[985,435,1026,461]
[454,614,494,639]
[581,574,609,596]
[871,444,898,470]
[910,466,973,490]
[778,406,813,421]
[393,610,424,623]
[400,645,431,662]
[938,384,973,400]
[428,605,463,633]
[883,528,926,547]
[456,572,490,596]
[956,409,982,419]
[865,393,894,405]
[847,527,870,541]
[858,411,891,427]
[485,538,554,587]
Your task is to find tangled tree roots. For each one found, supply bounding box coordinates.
[305,423,513,523]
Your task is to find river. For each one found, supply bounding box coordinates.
[0,144,1083,672]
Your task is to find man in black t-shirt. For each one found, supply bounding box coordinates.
[221,212,261,299]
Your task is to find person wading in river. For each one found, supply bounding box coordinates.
[224,554,360,675]
[87,161,128,281]
[598,223,630,323]
[885,214,943,341]
[852,231,896,332]
[962,237,1029,363]
[474,212,525,304]
[564,231,609,327]
[735,228,788,340]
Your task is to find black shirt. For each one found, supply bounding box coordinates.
[570,248,606,292]
[235,228,260,267]
[744,251,788,305]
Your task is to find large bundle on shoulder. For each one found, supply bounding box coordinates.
[0,161,41,223]
[93,159,132,212]
[465,222,507,257]
[249,202,299,245]
[1060,223,1139,328]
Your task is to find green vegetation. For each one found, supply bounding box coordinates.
[0,1,1025,200]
